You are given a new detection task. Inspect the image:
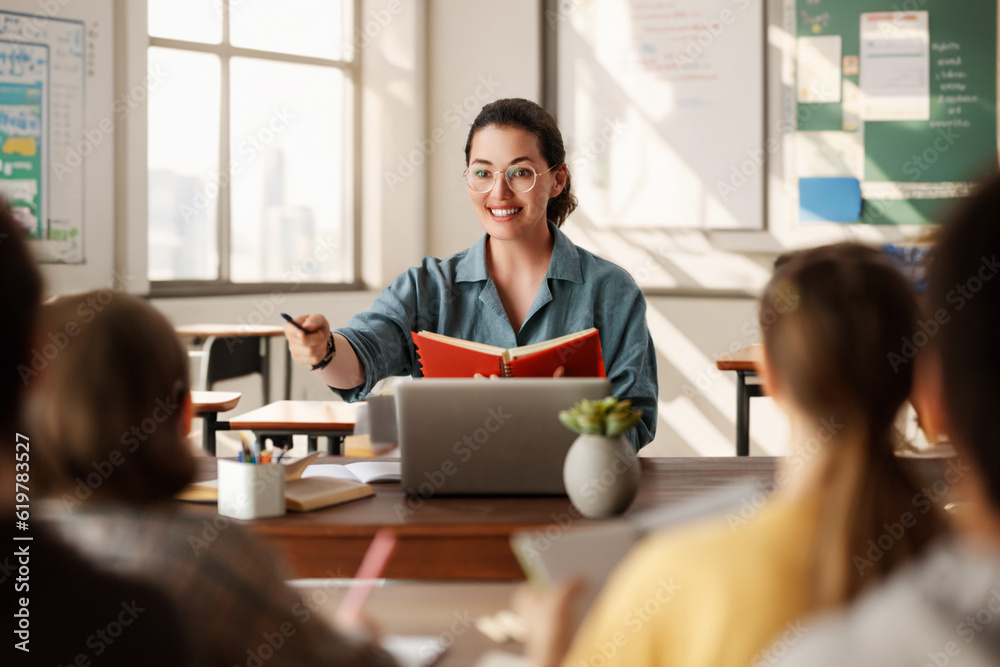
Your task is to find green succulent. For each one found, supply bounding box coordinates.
[559,396,642,437]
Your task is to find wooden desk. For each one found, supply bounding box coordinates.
[295,580,517,666]
[229,400,360,454]
[177,324,290,402]
[191,390,241,455]
[185,456,779,580]
[716,345,765,457]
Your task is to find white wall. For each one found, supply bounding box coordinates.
[425,0,542,258]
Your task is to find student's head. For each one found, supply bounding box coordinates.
[759,242,944,603]
[0,199,42,435]
[464,98,577,229]
[926,172,1000,511]
[31,291,195,504]
[760,243,916,440]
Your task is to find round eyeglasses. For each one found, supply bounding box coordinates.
[463,163,558,193]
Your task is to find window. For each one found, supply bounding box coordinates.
[147,0,356,291]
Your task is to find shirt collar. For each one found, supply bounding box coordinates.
[455,221,583,284]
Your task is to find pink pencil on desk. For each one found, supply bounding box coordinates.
[335,529,397,628]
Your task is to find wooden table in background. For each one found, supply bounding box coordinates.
[716,345,764,457]
[228,400,360,454]
[183,456,779,580]
[191,390,241,455]
[177,323,290,402]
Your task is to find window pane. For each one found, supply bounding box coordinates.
[148,48,221,281]
[230,0,347,59]
[229,58,349,283]
[148,0,223,44]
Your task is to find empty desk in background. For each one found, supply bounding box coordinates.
[191,390,241,455]
[182,456,780,580]
[177,324,291,403]
[228,400,359,454]
[716,345,765,457]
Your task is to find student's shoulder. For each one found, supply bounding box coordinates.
[631,496,811,577]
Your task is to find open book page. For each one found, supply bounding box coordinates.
[411,331,507,377]
[301,461,401,484]
[505,328,597,359]
[505,329,605,378]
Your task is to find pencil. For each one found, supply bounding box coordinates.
[334,529,397,628]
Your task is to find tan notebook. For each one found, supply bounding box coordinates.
[177,452,375,512]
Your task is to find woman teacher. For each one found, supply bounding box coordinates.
[284,98,657,450]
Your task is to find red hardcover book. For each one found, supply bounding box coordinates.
[412,328,606,378]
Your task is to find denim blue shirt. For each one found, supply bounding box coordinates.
[334,222,658,449]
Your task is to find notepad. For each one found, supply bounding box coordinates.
[302,461,401,484]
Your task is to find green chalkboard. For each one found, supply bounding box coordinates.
[795,0,997,225]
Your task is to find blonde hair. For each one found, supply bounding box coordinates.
[31,291,194,504]
[761,243,946,606]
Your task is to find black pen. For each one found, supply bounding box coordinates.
[280,312,315,335]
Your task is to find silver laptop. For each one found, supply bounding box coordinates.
[396,378,611,496]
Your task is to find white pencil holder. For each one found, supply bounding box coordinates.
[217,459,286,520]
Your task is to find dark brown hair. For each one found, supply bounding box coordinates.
[30,292,194,503]
[464,98,578,227]
[927,172,1000,509]
[761,243,945,605]
[0,198,42,434]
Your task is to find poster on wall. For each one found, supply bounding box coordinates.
[0,11,85,263]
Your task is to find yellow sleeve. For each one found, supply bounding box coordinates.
[561,533,690,667]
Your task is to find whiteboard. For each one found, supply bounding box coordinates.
[554,0,764,230]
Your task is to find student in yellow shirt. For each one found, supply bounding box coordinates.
[520,243,950,667]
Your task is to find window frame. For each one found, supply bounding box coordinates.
[147,0,363,298]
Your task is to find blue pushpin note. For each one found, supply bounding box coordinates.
[799,177,862,222]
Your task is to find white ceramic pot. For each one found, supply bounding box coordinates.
[562,434,641,518]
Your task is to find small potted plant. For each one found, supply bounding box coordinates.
[560,397,642,518]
